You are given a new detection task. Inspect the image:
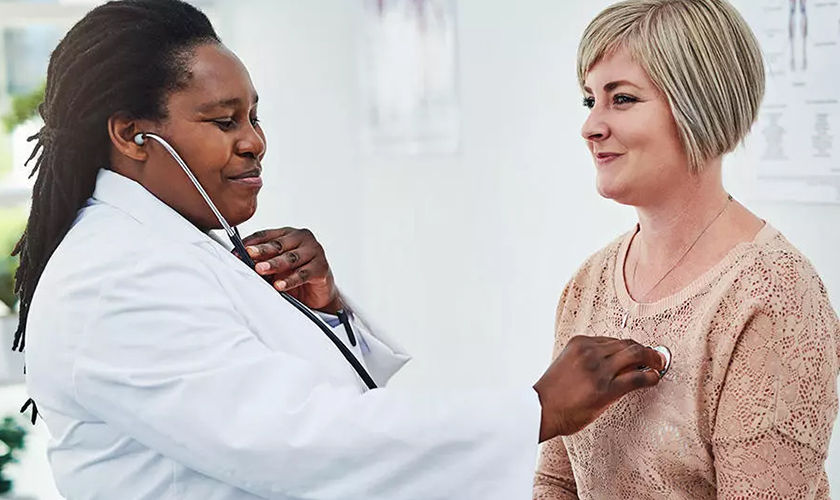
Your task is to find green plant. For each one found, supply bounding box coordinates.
[0,85,41,312]
[0,134,11,178]
[0,416,26,495]
[0,208,27,313]
[2,83,45,133]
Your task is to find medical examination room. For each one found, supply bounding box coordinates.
[0,0,837,498]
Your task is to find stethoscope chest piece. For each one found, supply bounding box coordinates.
[652,345,672,378]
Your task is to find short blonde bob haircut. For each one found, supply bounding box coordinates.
[578,0,765,173]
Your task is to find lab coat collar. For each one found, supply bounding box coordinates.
[91,168,220,246]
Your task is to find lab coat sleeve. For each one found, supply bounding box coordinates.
[339,294,411,386]
[72,247,541,500]
[311,304,409,387]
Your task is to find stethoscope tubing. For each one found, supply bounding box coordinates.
[135,133,377,390]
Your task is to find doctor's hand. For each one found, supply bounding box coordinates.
[243,227,341,313]
[533,336,666,442]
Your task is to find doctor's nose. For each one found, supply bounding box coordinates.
[236,125,267,160]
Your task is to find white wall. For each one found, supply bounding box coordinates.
[219,0,840,494]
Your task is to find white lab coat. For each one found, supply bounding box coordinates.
[24,169,540,500]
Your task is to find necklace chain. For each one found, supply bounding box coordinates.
[622,194,733,328]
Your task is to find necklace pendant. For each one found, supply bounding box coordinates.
[621,311,630,328]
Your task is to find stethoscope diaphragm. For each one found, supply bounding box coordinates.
[651,345,672,378]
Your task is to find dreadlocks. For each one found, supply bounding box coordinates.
[12,0,220,351]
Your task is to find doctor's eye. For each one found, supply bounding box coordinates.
[212,118,236,131]
[250,116,261,127]
[583,96,595,109]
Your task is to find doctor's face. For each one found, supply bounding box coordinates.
[138,43,266,230]
[580,47,689,207]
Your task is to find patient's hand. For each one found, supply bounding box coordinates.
[243,227,341,313]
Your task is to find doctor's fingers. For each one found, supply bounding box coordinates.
[272,255,332,291]
[608,366,662,397]
[563,336,635,359]
[578,336,632,348]
[254,244,321,276]
[244,227,301,260]
[246,228,319,262]
[242,227,294,247]
[606,343,666,377]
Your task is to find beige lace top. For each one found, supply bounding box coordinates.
[534,224,840,499]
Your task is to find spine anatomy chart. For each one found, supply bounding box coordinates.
[740,0,839,203]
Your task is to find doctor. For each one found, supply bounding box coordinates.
[17,1,666,499]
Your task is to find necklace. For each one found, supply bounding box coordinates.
[621,194,733,329]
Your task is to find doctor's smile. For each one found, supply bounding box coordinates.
[227,168,263,189]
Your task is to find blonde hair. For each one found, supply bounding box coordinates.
[577,0,765,173]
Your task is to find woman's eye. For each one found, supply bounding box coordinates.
[583,97,595,109]
[213,118,236,130]
[250,116,261,127]
[613,94,637,106]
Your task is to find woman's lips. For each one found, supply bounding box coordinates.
[594,152,623,166]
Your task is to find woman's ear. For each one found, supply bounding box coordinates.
[107,113,150,162]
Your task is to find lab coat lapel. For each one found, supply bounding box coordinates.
[92,168,218,245]
[91,168,409,389]
[91,168,261,279]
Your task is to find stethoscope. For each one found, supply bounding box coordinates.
[133,132,378,390]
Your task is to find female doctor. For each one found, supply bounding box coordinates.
[16,1,666,499]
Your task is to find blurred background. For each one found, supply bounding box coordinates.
[0,0,837,498]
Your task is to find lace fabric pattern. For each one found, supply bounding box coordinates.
[534,226,840,499]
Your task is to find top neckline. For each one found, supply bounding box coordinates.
[613,222,778,317]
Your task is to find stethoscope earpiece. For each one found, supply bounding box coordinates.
[133,133,146,146]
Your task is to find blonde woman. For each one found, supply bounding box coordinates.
[534,0,840,498]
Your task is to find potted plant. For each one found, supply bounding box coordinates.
[0,416,28,499]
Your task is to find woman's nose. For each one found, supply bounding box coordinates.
[581,109,610,142]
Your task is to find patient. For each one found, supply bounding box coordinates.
[534,0,840,498]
